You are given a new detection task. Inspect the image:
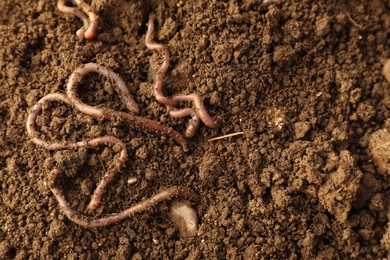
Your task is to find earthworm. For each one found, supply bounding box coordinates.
[145,13,217,137]
[109,110,188,151]
[145,13,178,107]
[26,93,128,211]
[27,63,188,211]
[57,0,99,40]
[27,91,188,213]
[50,168,193,228]
[66,63,188,150]
[171,93,217,129]
[168,92,217,138]
[169,108,200,138]
[67,63,140,116]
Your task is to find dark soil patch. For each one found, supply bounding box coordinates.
[0,0,389,258]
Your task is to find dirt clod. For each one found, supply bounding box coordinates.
[318,150,363,222]
[369,128,390,176]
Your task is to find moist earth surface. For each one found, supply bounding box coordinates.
[0,0,389,259]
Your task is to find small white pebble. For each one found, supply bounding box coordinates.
[169,200,198,238]
[127,177,137,185]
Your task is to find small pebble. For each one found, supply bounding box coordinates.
[127,177,137,185]
[169,200,198,238]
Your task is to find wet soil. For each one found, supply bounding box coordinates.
[0,0,389,259]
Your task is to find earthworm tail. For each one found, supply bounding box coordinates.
[57,0,99,40]
[145,13,178,107]
[172,93,217,128]
[145,13,217,137]
[50,169,193,228]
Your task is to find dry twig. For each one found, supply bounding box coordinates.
[208,132,244,142]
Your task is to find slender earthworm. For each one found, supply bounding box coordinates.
[26,93,128,211]
[109,111,188,151]
[169,108,200,138]
[27,93,75,150]
[26,90,188,211]
[171,93,217,128]
[145,13,217,137]
[263,0,282,4]
[73,0,99,40]
[145,13,178,106]
[66,63,188,150]
[50,168,193,228]
[67,63,140,116]
[27,90,188,214]
[57,0,99,40]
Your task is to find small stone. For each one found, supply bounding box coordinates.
[91,242,99,250]
[169,200,198,238]
[271,188,291,208]
[248,150,262,171]
[135,146,148,160]
[127,177,137,185]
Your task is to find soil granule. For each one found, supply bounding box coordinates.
[0,0,389,259]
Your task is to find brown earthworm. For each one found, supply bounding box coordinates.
[145,13,178,106]
[50,168,193,228]
[66,63,188,150]
[171,93,217,129]
[169,108,200,138]
[26,93,128,211]
[67,63,140,116]
[263,0,282,4]
[26,90,188,212]
[145,13,217,137]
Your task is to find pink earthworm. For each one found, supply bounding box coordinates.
[50,168,193,228]
[67,63,140,116]
[107,110,188,151]
[66,63,188,150]
[169,108,200,138]
[145,13,217,137]
[27,62,193,226]
[57,0,99,40]
[26,93,128,211]
[145,13,178,107]
[171,93,217,128]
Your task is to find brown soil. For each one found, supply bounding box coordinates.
[0,0,389,259]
